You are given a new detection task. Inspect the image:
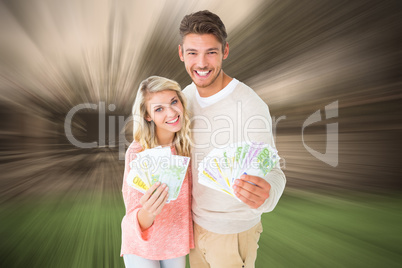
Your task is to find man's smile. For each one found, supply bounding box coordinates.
[195,70,211,77]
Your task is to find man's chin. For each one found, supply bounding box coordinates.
[191,69,221,89]
[194,81,212,88]
[192,76,217,89]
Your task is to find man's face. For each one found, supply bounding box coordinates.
[179,33,229,91]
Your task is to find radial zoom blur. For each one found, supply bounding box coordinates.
[0,0,401,267]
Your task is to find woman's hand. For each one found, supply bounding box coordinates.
[137,182,169,230]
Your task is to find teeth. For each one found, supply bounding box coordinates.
[197,71,209,76]
[167,117,179,123]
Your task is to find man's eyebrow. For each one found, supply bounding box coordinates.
[185,47,220,52]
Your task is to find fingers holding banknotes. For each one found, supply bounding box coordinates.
[138,182,169,230]
[141,182,169,215]
[233,174,271,209]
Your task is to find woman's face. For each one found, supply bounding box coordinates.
[145,90,184,141]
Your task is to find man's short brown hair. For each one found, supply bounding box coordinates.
[179,10,227,51]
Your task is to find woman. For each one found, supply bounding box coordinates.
[121,76,193,268]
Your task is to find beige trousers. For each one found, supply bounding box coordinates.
[189,222,263,268]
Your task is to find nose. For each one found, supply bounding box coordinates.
[197,54,207,69]
[166,107,177,117]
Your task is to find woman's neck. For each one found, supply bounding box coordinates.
[156,133,175,147]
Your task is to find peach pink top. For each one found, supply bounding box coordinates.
[120,141,194,260]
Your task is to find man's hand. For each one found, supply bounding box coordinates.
[233,174,271,209]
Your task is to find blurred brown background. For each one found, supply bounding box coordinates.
[1,0,401,200]
[0,1,401,267]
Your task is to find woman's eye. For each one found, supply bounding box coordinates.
[171,100,178,105]
[155,107,162,112]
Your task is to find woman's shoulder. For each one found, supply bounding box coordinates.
[125,141,144,163]
[126,141,144,154]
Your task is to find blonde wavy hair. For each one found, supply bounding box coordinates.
[132,76,192,157]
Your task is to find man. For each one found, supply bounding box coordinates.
[178,10,286,268]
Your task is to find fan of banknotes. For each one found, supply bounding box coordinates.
[198,142,280,199]
[127,146,190,202]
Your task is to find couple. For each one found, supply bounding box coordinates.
[120,10,286,268]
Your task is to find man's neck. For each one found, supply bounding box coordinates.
[196,71,233,97]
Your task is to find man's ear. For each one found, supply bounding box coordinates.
[223,42,229,60]
[178,44,184,61]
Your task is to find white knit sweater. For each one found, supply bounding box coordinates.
[183,80,286,234]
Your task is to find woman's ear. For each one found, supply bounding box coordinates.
[145,115,152,122]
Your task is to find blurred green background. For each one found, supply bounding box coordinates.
[1,190,401,267]
[1,0,401,267]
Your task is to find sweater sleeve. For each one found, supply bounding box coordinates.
[252,166,286,214]
[243,92,286,214]
[122,142,155,241]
